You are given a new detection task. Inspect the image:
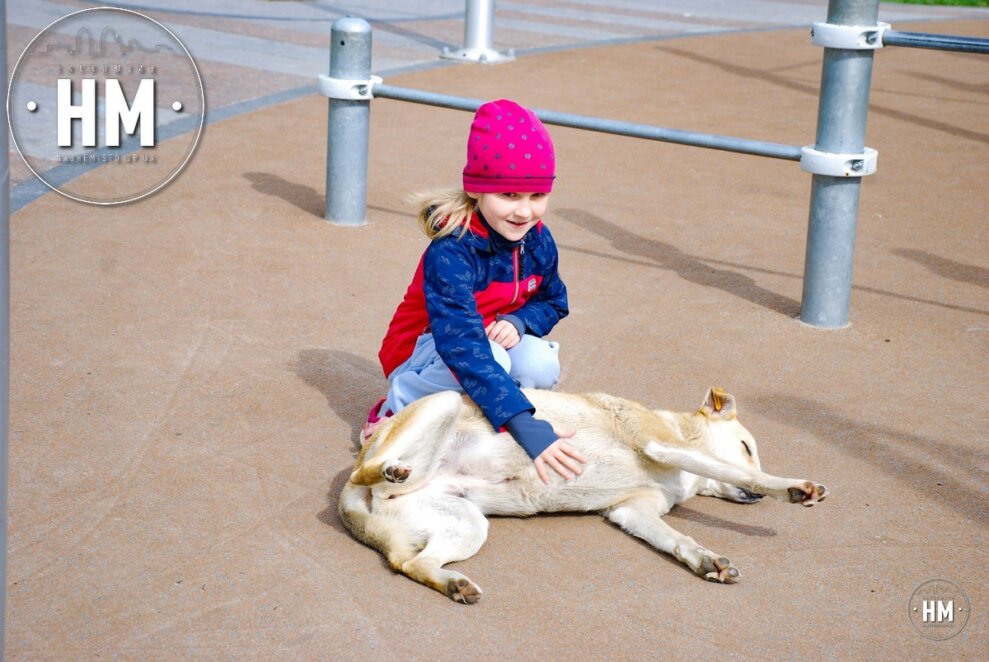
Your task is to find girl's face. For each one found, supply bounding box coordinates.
[469,192,550,242]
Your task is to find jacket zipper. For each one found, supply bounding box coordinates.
[510,243,523,304]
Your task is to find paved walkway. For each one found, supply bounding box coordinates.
[7,0,989,205]
[4,1,989,659]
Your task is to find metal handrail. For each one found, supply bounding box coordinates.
[373,84,804,162]
[883,29,989,54]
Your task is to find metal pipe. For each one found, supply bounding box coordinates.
[325,17,372,225]
[440,0,514,64]
[464,0,495,51]
[883,30,989,55]
[373,84,803,161]
[0,0,9,652]
[800,0,880,328]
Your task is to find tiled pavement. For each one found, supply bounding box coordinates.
[7,0,988,203]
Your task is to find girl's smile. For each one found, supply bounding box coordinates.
[468,192,550,242]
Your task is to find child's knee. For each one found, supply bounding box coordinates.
[385,370,424,413]
[508,337,560,389]
[488,340,512,373]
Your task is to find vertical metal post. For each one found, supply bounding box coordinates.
[464,0,497,52]
[0,0,9,654]
[800,0,880,327]
[325,17,372,225]
[441,0,514,64]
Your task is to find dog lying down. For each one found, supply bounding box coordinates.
[339,387,827,604]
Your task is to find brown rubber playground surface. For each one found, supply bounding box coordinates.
[7,20,988,660]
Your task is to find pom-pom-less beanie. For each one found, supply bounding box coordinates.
[463,99,556,194]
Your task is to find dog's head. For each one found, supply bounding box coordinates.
[694,388,765,504]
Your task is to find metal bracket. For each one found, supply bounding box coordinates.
[811,21,890,50]
[439,46,515,64]
[800,146,878,177]
[317,74,382,100]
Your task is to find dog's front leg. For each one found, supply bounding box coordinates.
[642,443,828,506]
[604,492,740,583]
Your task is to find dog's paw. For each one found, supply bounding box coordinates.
[447,576,483,604]
[680,546,740,584]
[701,555,740,584]
[788,481,828,507]
[383,462,412,484]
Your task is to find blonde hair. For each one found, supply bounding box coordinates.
[409,189,477,241]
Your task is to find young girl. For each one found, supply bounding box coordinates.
[365,99,586,484]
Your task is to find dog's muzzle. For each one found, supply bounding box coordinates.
[733,487,764,503]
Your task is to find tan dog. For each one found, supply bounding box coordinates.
[339,388,827,603]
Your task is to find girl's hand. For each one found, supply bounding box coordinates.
[534,428,588,485]
[485,320,521,349]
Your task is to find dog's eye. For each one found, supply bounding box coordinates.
[740,440,753,457]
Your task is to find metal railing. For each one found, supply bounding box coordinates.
[883,29,989,54]
[319,0,989,329]
[372,84,804,162]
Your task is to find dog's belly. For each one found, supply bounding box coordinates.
[431,451,661,516]
[428,474,538,516]
[389,425,694,517]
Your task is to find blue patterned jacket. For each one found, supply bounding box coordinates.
[380,212,568,431]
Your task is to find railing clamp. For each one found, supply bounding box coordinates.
[800,146,878,177]
[811,21,890,50]
[317,74,383,100]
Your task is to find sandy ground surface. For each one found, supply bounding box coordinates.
[5,18,988,661]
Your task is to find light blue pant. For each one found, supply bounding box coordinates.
[382,333,561,415]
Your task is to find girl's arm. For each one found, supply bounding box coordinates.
[422,239,536,432]
[504,413,586,484]
[424,239,586,479]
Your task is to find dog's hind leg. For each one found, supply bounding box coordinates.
[642,443,828,506]
[350,391,464,490]
[399,496,489,604]
[604,491,740,583]
[402,556,483,605]
[338,482,425,570]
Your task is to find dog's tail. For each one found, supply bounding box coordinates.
[338,481,422,569]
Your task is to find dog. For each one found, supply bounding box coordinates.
[339,387,827,603]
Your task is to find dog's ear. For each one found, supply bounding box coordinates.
[701,387,736,419]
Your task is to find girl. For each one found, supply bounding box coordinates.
[365,99,586,484]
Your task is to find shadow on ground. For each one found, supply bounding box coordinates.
[893,248,989,289]
[668,504,778,538]
[293,349,383,447]
[656,44,989,145]
[753,394,989,524]
[245,172,324,217]
[557,207,801,316]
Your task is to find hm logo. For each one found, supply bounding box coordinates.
[922,600,953,623]
[57,78,156,148]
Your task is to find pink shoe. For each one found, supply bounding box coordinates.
[361,398,392,444]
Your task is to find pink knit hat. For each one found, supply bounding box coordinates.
[463,99,556,193]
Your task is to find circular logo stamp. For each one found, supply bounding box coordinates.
[7,7,205,205]
[908,579,970,640]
